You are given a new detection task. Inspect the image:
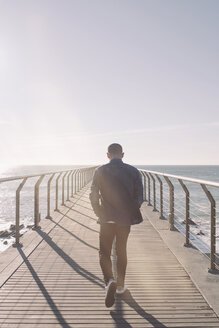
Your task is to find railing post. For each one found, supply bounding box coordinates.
[91,167,94,181]
[86,169,88,184]
[164,176,175,231]
[155,174,164,219]
[81,169,84,188]
[13,178,28,247]
[66,171,72,201]
[87,168,89,183]
[85,170,87,185]
[145,172,151,206]
[80,169,83,190]
[149,173,157,211]
[83,169,86,187]
[62,171,68,205]
[71,170,76,197]
[201,184,217,272]
[143,172,147,201]
[84,170,87,186]
[178,179,190,247]
[46,173,55,219]
[141,172,147,201]
[74,169,78,194]
[84,169,87,186]
[77,169,80,192]
[55,172,62,211]
[82,169,84,188]
[71,170,74,197]
[34,175,45,229]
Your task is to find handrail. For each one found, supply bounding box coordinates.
[139,168,218,273]
[0,167,93,183]
[140,169,219,188]
[0,166,98,248]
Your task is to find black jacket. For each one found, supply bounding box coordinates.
[89,158,143,225]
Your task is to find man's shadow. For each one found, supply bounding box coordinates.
[110,289,167,328]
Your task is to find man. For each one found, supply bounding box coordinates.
[89,143,143,308]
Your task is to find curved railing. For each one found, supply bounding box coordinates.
[1,166,218,273]
[0,166,97,248]
[138,169,219,272]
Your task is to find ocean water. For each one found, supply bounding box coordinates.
[0,165,218,256]
[0,165,85,252]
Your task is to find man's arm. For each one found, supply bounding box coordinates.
[89,169,101,217]
[134,170,144,208]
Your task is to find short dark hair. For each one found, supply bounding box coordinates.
[107,143,123,155]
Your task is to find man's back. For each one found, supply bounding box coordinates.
[90,158,143,225]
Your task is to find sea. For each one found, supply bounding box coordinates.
[0,165,218,257]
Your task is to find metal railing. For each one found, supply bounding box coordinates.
[1,165,218,273]
[0,166,97,247]
[139,169,219,273]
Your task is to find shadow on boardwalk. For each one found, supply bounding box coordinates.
[36,229,104,289]
[111,290,168,328]
[63,206,97,222]
[15,230,104,326]
[59,211,99,233]
[18,247,72,328]
[48,217,99,250]
[35,231,165,327]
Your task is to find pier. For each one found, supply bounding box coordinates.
[0,167,219,327]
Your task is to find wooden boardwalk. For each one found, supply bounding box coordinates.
[0,184,219,327]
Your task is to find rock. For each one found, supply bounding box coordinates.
[27,224,34,229]
[182,218,197,226]
[3,240,8,245]
[0,230,11,238]
[197,230,205,235]
[10,224,16,231]
[10,224,24,231]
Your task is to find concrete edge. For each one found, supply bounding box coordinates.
[141,202,219,317]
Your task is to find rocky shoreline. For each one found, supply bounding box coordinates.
[0,224,34,246]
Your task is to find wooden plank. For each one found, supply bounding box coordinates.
[0,185,219,327]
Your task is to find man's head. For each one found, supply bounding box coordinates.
[107,143,124,160]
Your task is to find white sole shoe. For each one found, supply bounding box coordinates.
[116,286,127,294]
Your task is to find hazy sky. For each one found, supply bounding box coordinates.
[0,0,219,166]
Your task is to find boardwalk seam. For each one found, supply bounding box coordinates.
[0,186,90,289]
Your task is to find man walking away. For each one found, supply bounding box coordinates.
[89,143,143,307]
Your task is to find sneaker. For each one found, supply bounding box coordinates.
[116,285,127,295]
[105,279,117,308]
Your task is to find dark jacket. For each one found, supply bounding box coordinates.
[89,158,143,226]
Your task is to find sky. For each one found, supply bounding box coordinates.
[0,0,219,167]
